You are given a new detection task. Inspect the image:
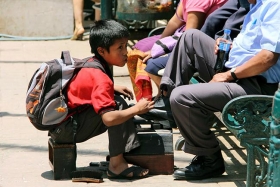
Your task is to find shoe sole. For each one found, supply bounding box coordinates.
[173,167,225,180]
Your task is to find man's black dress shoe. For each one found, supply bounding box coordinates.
[173,150,225,180]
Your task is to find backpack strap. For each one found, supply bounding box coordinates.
[61,51,72,65]
[72,57,104,71]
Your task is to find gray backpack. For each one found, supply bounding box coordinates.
[26,51,105,130]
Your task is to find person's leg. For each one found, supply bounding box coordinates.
[170,77,263,180]
[145,54,170,97]
[49,105,107,144]
[50,95,148,178]
[147,73,162,97]
[72,0,85,40]
[139,29,216,123]
[107,95,148,178]
[160,29,216,97]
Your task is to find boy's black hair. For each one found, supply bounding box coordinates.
[89,19,130,55]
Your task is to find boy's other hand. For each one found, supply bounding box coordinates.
[114,85,134,100]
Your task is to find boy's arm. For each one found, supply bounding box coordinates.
[101,98,154,127]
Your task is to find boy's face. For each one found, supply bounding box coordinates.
[98,38,128,67]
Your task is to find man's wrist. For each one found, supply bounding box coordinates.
[230,67,238,81]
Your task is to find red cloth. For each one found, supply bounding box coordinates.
[127,49,153,102]
[67,67,116,114]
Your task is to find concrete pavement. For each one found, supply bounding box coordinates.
[0,32,247,187]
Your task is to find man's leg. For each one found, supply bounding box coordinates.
[160,29,216,97]
[170,82,248,180]
[169,75,267,180]
[139,29,216,124]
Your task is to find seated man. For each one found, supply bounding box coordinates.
[159,0,280,180]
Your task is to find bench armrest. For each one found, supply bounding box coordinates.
[222,95,273,143]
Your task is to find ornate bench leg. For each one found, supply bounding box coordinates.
[267,84,280,187]
[175,136,184,151]
[245,144,256,187]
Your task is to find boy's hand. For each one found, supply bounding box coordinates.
[134,98,154,114]
[114,85,134,100]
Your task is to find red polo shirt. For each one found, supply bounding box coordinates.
[67,67,116,115]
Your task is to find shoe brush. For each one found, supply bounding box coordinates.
[71,170,104,183]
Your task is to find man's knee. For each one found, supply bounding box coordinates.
[182,29,203,41]
[170,87,194,108]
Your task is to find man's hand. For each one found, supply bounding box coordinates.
[210,71,233,83]
[214,38,233,54]
[114,85,134,100]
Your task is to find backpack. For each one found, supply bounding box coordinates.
[26,51,106,131]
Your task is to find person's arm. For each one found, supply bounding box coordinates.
[161,2,207,38]
[184,11,206,30]
[211,49,279,82]
[142,5,206,63]
[101,98,154,126]
[160,2,185,38]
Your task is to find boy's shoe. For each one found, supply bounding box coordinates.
[173,150,225,180]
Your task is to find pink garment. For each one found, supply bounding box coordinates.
[180,0,228,22]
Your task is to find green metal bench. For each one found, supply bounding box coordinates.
[222,84,280,187]
[172,72,279,187]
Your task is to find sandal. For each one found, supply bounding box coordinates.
[71,33,84,41]
[107,165,149,179]
[71,28,84,41]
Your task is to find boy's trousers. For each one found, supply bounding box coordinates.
[49,95,140,157]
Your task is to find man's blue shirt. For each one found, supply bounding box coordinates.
[225,0,280,83]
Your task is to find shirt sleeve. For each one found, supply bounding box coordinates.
[183,0,216,13]
[259,1,280,53]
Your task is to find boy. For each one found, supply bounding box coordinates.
[49,20,154,179]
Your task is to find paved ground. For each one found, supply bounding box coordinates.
[0,31,247,187]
